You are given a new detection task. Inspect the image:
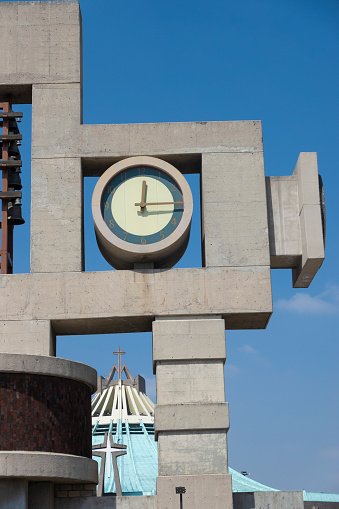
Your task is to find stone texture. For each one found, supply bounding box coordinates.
[157,474,233,509]
[201,151,270,269]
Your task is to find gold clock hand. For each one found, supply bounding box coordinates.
[138,180,147,212]
[135,201,183,207]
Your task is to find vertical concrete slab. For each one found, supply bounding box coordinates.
[0,479,27,509]
[201,152,270,269]
[292,152,325,288]
[28,482,54,509]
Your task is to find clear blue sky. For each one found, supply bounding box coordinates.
[5,0,339,495]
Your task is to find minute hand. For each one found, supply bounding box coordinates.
[135,201,183,206]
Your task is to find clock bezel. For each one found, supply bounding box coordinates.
[92,156,193,269]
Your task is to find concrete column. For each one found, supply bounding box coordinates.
[0,319,55,356]
[31,84,83,273]
[0,479,27,509]
[153,316,233,509]
[28,482,54,509]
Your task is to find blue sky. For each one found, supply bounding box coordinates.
[4,0,339,495]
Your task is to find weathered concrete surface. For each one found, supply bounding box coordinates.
[0,452,98,483]
[266,176,301,268]
[0,479,27,509]
[0,353,97,391]
[30,157,83,273]
[157,474,233,509]
[201,151,270,269]
[152,317,226,373]
[292,152,325,288]
[0,319,55,356]
[0,1,81,102]
[233,490,304,509]
[0,267,272,341]
[158,431,228,476]
[55,495,156,509]
[155,402,229,438]
[155,360,225,405]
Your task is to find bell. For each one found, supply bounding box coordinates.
[8,141,20,160]
[8,198,25,225]
[8,168,22,190]
[8,118,19,135]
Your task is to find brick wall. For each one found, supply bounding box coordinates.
[55,484,97,499]
[0,373,92,457]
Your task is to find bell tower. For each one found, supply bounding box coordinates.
[0,2,325,508]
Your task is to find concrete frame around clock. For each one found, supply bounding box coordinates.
[0,2,325,509]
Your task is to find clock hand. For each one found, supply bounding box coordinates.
[138,180,147,212]
[135,201,183,207]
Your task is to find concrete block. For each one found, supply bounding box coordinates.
[201,152,270,268]
[80,120,263,175]
[0,319,55,356]
[266,176,301,268]
[157,474,233,509]
[155,402,229,438]
[292,152,325,288]
[30,157,83,273]
[28,482,54,509]
[0,479,27,509]
[158,431,228,475]
[31,84,82,159]
[0,1,81,88]
[233,490,304,509]
[155,361,225,405]
[0,267,272,332]
[152,317,226,373]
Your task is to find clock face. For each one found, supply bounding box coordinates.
[101,167,184,245]
[92,156,193,269]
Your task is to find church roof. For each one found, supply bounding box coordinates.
[91,349,339,502]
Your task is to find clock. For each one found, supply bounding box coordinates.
[92,156,193,269]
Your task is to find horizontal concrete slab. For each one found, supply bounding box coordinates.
[0,353,97,391]
[0,267,272,334]
[0,452,97,483]
[155,403,229,439]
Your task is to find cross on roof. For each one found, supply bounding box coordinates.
[113,346,126,380]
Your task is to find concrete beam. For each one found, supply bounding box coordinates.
[0,267,272,334]
[0,319,55,356]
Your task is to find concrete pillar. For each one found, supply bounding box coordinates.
[28,482,54,509]
[30,84,83,273]
[0,479,28,509]
[153,317,233,509]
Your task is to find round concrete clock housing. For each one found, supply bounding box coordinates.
[92,156,193,269]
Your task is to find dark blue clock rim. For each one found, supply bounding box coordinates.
[101,166,184,245]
